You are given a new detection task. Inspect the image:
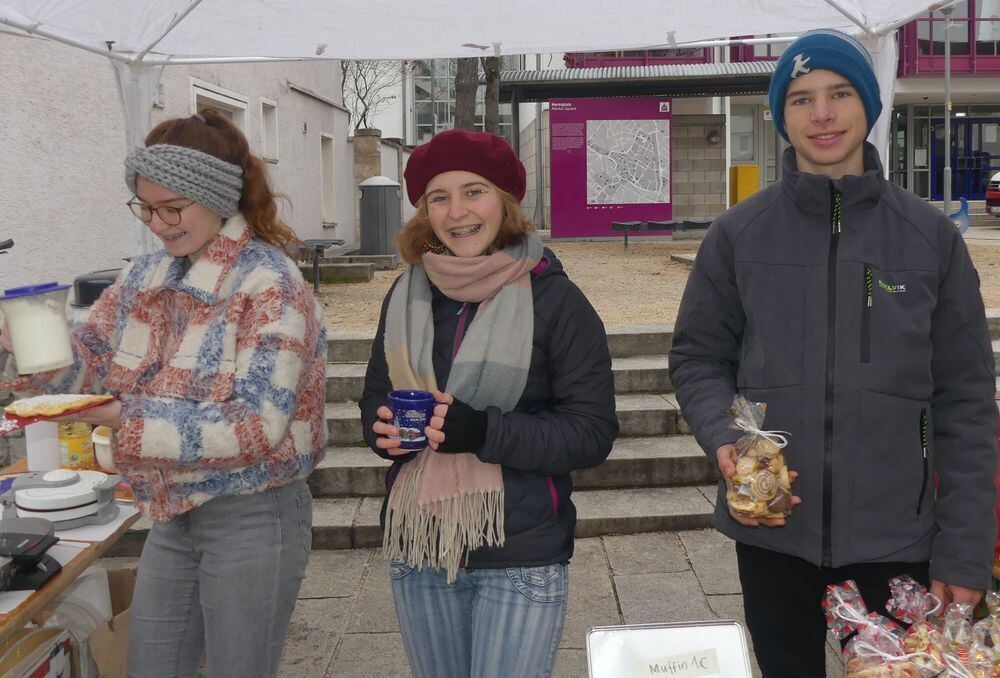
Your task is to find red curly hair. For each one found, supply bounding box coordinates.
[142,109,299,251]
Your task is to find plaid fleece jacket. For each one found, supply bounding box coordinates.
[0,215,327,522]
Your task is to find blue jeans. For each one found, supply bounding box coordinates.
[127,481,312,678]
[389,560,569,678]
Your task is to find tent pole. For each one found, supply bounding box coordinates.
[135,0,206,61]
[0,16,132,62]
[943,4,953,215]
[875,0,961,36]
[822,0,877,36]
[145,56,332,66]
[111,61,165,255]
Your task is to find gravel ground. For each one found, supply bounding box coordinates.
[317,238,1000,332]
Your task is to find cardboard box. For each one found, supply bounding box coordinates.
[86,568,136,678]
[0,626,74,677]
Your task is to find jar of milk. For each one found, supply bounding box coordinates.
[0,282,74,374]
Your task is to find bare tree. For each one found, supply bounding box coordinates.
[454,57,502,136]
[453,58,479,131]
[480,57,501,135]
[341,60,407,131]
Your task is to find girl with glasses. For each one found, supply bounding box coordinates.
[0,109,325,678]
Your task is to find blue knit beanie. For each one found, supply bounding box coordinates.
[768,29,881,141]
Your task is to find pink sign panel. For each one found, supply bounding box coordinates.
[549,98,672,238]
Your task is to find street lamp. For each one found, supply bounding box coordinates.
[943,4,953,215]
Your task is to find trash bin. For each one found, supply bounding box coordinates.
[69,269,121,325]
[359,176,401,256]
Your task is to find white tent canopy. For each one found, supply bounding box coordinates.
[0,0,956,61]
[0,0,960,250]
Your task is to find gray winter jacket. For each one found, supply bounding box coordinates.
[669,143,998,589]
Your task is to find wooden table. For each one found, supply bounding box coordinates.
[0,459,140,646]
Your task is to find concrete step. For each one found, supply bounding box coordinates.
[327,331,375,363]
[327,326,676,363]
[328,314,1000,363]
[325,394,682,446]
[326,356,671,402]
[308,436,715,498]
[308,485,717,548]
[105,484,717,556]
[300,262,374,284]
[321,254,399,270]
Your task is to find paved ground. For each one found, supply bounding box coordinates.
[103,528,844,677]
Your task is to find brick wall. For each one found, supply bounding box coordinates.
[671,115,727,220]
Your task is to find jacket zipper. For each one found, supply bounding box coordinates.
[822,188,842,567]
[917,409,929,515]
[452,302,470,359]
[861,264,872,363]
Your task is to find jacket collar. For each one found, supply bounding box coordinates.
[780,141,887,217]
[140,214,252,304]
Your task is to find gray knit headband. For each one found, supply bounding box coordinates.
[125,144,244,218]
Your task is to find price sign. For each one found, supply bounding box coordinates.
[587,620,752,678]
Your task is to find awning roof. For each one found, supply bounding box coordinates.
[496,61,778,102]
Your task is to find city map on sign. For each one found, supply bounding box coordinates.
[586,120,671,205]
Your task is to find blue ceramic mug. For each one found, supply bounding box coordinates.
[387,390,435,450]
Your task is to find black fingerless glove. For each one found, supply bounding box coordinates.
[436,397,488,454]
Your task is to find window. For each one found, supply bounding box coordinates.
[917,4,971,55]
[320,134,335,225]
[410,57,523,142]
[731,106,756,162]
[977,0,1000,54]
[190,79,249,132]
[260,99,278,163]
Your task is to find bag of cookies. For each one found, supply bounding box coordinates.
[725,395,793,519]
[885,576,948,675]
[825,579,944,678]
[972,591,1000,665]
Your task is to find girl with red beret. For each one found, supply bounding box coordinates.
[359,128,618,677]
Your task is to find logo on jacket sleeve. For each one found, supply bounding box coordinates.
[878,279,907,294]
[791,54,812,78]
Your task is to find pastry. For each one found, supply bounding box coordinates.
[735,456,757,477]
[748,471,778,501]
[725,490,761,516]
[5,393,114,418]
[766,489,793,515]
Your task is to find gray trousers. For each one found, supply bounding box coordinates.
[127,480,312,678]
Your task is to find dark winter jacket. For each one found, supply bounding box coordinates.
[360,247,618,568]
[670,143,998,589]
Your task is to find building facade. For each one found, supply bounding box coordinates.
[1,35,356,291]
[565,2,1000,203]
[371,57,524,145]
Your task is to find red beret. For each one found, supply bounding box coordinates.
[404,129,526,206]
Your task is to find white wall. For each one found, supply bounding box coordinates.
[0,35,357,295]
[155,60,354,245]
[371,93,407,141]
[0,36,133,292]
[379,144,400,182]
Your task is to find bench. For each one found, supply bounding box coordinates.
[611,220,677,250]
[302,238,346,294]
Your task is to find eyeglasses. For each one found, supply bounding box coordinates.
[126,199,196,226]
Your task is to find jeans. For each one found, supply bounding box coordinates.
[389,560,569,678]
[127,481,313,678]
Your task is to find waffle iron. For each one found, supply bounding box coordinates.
[1,469,121,529]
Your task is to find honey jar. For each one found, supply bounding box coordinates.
[58,421,94,469]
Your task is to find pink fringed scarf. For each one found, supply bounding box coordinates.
[382,232,543,581]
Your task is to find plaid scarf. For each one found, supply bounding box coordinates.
[382,231,543,581]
